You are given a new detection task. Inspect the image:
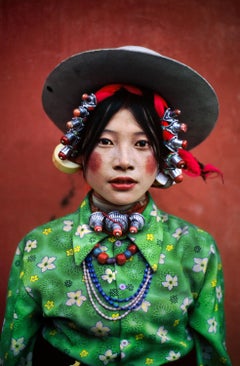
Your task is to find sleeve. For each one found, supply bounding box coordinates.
[0,238,43,365]
[188,234,232,366]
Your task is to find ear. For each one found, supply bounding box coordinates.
[52,144,82,174]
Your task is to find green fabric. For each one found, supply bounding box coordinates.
[0,193,232,365]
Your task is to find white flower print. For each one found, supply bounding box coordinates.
[138,300,151,312]
[101,268,117,283]
[25,239,37,253]
[159,253,165,264]
[19,352,33,366]
[172,226,188,240]
[120,339,129,359]
[10,337,25,356]
[99,349,118,365]
[63,220,74,232]
[180,297,193,314]
[210,244,215,254]
[216,286,223,302]
[157,326,169,343]
[37,256,56,272]
[150,204,162,222]
[162,274,178,290]
[75,224,92,238]
[192,257,208,273]
[91,321,110,337]
[166,350,181,361]
[207,317,217,333]
[120,339,129,350]
[66,290,86,307]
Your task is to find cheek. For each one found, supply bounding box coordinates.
[145,155,157,175]
[87,151,102,173]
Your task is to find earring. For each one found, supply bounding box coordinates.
[52,144,82,174]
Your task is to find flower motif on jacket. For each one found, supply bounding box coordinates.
[101,268,117,283]
[172,226,188,240]
[192,257,208,273]
[90,321,111,337]
[162,274,178,290]
[66,290,86,307]
[207,317,217,333]
[10,337,25,356]
[63,220,74,232]
[166,350,181,361]
[157,326,169,343]
[99,349,118,365]
[37,256,56,272]
[75,224,92,238]
[25,239,37,253]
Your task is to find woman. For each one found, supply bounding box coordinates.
[0,46,232,365]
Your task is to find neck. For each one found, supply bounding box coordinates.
[90,191,148,214]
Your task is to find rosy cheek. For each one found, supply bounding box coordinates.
[145,155,157,175]
[87,151,102,172]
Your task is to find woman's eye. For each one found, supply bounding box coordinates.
[98,138,113,145]
[135,140,150,148]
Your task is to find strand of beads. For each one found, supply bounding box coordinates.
[92,243,138,265]
[83,256,153,321]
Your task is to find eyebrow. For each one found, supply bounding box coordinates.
[102,129,147,136]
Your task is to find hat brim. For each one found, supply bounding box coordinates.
[42,46,219,150]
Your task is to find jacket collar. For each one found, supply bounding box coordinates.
[72,193,164,272]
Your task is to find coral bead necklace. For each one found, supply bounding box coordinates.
[92,242,138,265]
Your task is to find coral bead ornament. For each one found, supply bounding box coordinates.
[92,243,139,265]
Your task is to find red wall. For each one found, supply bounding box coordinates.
[1,0,239,364]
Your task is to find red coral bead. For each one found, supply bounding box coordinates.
[128,244,138,254]
[116,253,127,266]
[97,252,109,264]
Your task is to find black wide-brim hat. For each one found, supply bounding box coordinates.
[42,46,219,150]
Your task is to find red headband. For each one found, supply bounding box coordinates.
[95,84,168,118]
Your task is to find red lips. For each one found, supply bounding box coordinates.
[109,177,137,190]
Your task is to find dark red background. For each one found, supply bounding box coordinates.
[1,1,239,364]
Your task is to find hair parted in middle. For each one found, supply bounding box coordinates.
[79,87,169,175]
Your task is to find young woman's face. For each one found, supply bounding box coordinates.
[84,109,158,206]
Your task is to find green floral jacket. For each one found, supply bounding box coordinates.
[0,193,232,365]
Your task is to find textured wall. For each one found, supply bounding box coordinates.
[1,0,239,364]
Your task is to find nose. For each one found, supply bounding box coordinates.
[113,146,134,171]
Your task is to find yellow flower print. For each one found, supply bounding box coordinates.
[166,244,174,251]
[49,329,57,336]
[66,248,74,256]
[173,319,180,327]
[112,313,120,319]
[44,301,54,310]
[80,200,86,208]
[146,233,154,241]
[145,358,154,364]
[19,271,24,279]
[136,333,144,340]
[108,236,116,243]
[74,246,81,253]
[211,279,217,287]
[152,264,157,271]
[80,349,89,357]
[30,275,39,282]
[42,228,52,235]
[179,341,187,347]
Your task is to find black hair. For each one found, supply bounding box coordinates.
[79,88,168,173]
